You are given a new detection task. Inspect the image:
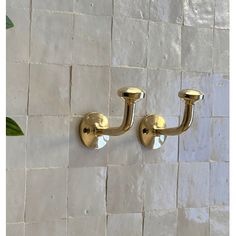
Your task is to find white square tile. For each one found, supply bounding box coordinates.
[112,17,148,67]
[25,169,67,222]
[179,117,211,162]
[6,8,30,62]
[6,170,25,222]
[69,117,108,167]
[211,118,229,161]
[107,214,142,236]
[144,209,177,236]
[182,26,213,72]
[150,0,183,24]
[114,0,150,19]
[27,116,69,168]
[74,0,112,16]
[148,22,181,69]
[6,63,29,115]
[144,164,178,210]
[7,0,30,8]
[146,69,181,116]
[213,30,229,74]
[107,165,143,213]
[6,116,26,169]
[108,118,143,165]
[71,65,110,115]
[182,72,213,117]
[178,163,209,208]
[215,0,229,29]
[177,208,209,236]
[142,117,179,163]
[73,15,111,66]
[210,163,229,205]
[110,67,147,117]
[7,223,25,236]
[25,220,66,236]
[212,75,229,116]
[68,167,106,217]
[31,11,73,64]
[68,216,106,236]
[32,0,73,11]
[184,0,214,27]
[210,207,229,236]
[29,64,70,115]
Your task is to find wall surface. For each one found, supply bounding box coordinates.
[6,0,229,235]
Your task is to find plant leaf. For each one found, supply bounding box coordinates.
[6,117,24,136]
[6,16,14,29]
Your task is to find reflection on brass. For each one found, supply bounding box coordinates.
[139,89,204,149]
[79,87,145,149]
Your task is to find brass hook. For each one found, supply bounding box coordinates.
[139,89,204,149]
[79,87,145,149]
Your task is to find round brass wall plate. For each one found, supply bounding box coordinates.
[139,115,167,149]
[79,112,109,150]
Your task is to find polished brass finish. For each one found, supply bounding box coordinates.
[80,87,145,149]
[139,89,204,149]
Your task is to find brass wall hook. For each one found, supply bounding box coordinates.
[79,87,145,149]
[139,89,204,149]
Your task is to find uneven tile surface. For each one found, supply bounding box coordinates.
[177,208,210,236]
[71,65,110,115]
[150,0,183,24]
[27,116,69,168]
[107,214,142,236]
[147,69,181,116]
[213,30,229,74]
[29,64,70,115]
[74,0,112,16]
[68,216,106,236]
[73,14,111,65]
[144,164,178,210]
[210,163,229,205]
[179,117,211,162]
[6,63,29,115]
[25,220,66,236]
[148,22,181,69]
[212,75,229,116]
[6,0,229,234]
[68,167,106,217]
[7,223,25,236]
[114,0,150,19]
[6,170,25,223]
[178,163,209,208]
[112,17,148,67]
[25,169,67,222]
[144,209,177,236]
[31,11,73,64]
[107,165,143,213]
[182,26,213,72]
[210,207,229,236]
[184,0,214,27]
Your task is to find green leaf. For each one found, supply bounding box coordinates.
[6,16,14,29]
[6,117,24,136]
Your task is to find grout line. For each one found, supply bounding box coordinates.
[26,0,33,116]
[176,159,180,209]
[69,66,73,114]
[105,166,109,236]
[142,211,145,236]
[11,60,229,75]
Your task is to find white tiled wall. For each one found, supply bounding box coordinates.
[6,0,229,235]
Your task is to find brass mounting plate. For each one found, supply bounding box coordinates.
[79,112,109,150]
[139,115,167,149]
